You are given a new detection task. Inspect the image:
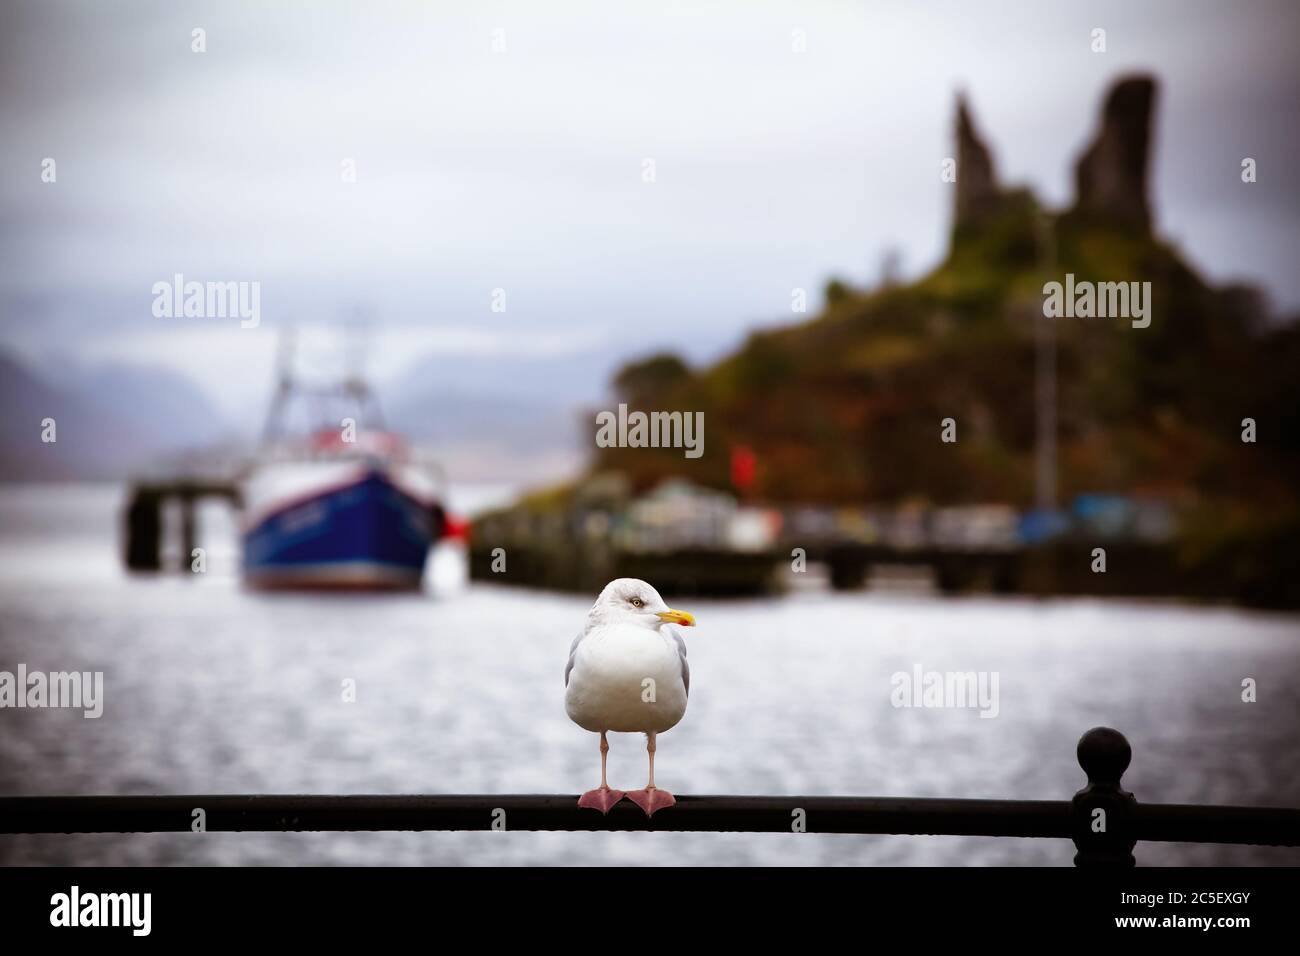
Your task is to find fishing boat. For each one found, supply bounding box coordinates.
[240,335,446,590]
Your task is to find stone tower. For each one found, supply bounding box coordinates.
[1071,75,1158,231]
[953,94,1003,229]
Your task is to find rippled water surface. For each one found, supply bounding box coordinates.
[1,485,1298,865]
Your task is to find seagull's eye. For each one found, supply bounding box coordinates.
[630,597,644,608]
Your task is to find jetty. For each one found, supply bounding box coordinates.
[123,478,241,572]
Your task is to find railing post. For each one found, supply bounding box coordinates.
[1071,727,1137,867]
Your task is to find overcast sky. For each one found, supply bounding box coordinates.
[2,0,1297,422]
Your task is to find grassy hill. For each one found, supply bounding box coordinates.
[593,80,1300,520]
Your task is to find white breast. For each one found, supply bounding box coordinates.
[565,623,688,734]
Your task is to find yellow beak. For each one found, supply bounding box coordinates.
[657,608,696,627]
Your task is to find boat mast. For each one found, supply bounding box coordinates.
[261,326,298,446]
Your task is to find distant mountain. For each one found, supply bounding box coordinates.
[0,344,601,484]
[82,363,230,449]
[385,363,588,483]
[0,352,229,480]
[386,344,623,406]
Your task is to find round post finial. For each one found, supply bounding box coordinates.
[1077,726,1131,786]
[1071,727,1137,867]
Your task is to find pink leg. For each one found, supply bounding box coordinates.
[577,731,625,814]
[627,732,676,817]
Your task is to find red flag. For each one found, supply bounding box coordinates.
[730,445,756,493]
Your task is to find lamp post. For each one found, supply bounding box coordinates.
[1034,210,1058,512]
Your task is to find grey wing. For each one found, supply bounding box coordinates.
[669,628,690,696]
[564,631,584,687]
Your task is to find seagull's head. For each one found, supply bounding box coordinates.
[589,577,696,631]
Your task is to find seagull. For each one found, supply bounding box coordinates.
[565,578,695,816]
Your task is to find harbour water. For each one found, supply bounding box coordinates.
[1,484,1298,865]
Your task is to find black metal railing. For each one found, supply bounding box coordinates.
[3,728,1296,865]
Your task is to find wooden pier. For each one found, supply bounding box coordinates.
[123,479,241,572]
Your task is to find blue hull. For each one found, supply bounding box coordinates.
[243,471,436,590]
